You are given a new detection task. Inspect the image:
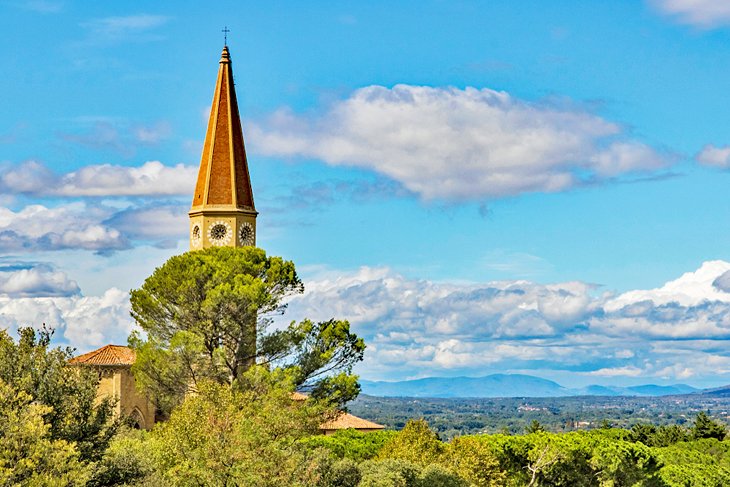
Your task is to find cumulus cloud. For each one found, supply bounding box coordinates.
[278,261,730,382]
[607,260,730,309]
[0,264,79,297]
[0,287,134,349]
[651,0,730,28]
[0,160,196,197]
[696,144,730,168]
[251,85,668,200]
[9,258,729,382]
[0,204,129,253]
[0,196,191,254]
[289,266,599,340]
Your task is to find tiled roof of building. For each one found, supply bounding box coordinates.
[191,45,255,212]
[290,393,385,431]
[69,344,136,366]
[320,412,385,431]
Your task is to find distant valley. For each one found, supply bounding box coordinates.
[360,374,702,398]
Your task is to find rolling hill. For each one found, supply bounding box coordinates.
[359,374,700,398]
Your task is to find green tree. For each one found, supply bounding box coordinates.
[526,420,545,434]
[659,463,730,487]
[87,428,158,487]
[0,379,90,486]
[652,424,688,447]
[308,455,362,487]
[129,247,365,412]
[691,412,727,441]
[444,436,505,486]
[359,459,422,487]
[0,327,118,462]
[378,419,445,467]
[144,367,334,486]
[301,428,398,461]
[418,464,469,487]
[589,438,662,486]
[656,439,730,486]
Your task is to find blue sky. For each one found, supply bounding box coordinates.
[3,0,730,388]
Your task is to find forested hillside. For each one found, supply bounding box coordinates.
[349,394,730,439]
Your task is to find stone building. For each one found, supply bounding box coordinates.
[71,44,383,435]
[69,345,155,430]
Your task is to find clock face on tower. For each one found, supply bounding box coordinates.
[207,221,232,246]
[238,222,255,246]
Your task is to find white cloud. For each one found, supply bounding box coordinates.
[0,265,79,297]
[606,260,730,309]
[251,84,668,200]
[0,287,133,349]
[280,261,730,382]
[696,144,730,168]
[587,366,644,377]
[57,161,195,197]
[651,0,730,28]
[7,258,728,383]
[0,197,190,255]
[0,204,128,252]
[290,266,600,341]
[0,160,196,197]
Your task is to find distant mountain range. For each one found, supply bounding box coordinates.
[359,374,703,398]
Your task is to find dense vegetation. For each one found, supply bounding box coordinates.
[304,418,730,486]
[4,248,730,485]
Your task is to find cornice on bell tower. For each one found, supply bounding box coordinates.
[189,45,258,250]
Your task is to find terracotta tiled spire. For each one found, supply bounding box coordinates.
[191,46,255,211]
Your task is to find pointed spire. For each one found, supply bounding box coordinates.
[191,46,255,212]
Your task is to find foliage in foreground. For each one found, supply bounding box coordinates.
[301,416,730,487]
[0,327,119,462]
[0,379,90,486]
[0,327,123,486]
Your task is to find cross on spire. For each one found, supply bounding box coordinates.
[222,26,230,46]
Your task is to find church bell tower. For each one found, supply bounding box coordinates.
[189,45,257,250]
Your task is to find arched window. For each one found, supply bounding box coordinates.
[129,407,145,430]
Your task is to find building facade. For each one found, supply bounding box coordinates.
[69,345,155,430]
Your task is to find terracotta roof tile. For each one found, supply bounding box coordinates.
[191,46,255,212]
[69,345,135,366]
[291,391,309,401]
[320,412,385,431]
